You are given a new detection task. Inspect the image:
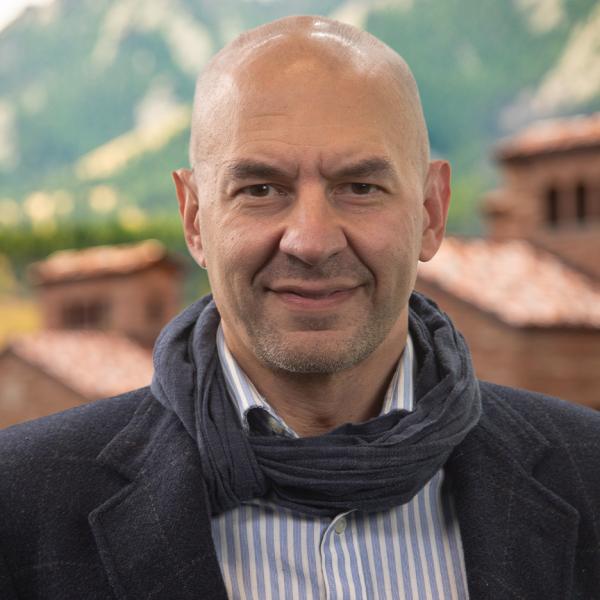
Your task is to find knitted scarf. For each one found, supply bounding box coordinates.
[151,292,481,517]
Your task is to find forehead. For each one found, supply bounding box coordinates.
[209,57,417,170]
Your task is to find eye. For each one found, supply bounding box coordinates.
[349,183,378,195]
[239,184,281,197]
[336,182,382,196]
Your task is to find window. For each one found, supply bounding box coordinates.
[575,182,587,224]
[62,303,86,328]
[146,297,164,323]
[62,300,108,329]
[546,186,559,227]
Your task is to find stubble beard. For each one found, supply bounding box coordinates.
[231,253,408,374]
[243,298,402,375]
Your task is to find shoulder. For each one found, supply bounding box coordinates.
[0,388,164,592]
[479,380,600,443]
[0,387,155,548]
[0,386,152,463]
[478,381,600,516]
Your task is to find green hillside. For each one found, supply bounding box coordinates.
[367,0,600,225]
[1,0,599,267]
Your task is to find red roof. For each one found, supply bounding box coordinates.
[9,330,154,399]
[28,240,180,285]
[418,237,600,328]
[496,112,600,161]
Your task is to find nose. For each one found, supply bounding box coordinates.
[278,184,348,266]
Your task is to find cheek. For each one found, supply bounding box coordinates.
[205,212,280,293]
[202,207,243,268]
[348,211,421,286]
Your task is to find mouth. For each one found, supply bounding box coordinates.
[267,283,361,309]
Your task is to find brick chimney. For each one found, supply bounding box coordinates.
[482,113,600,279]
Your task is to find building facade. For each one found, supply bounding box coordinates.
[0,240,184,428]
[418,113,600,410]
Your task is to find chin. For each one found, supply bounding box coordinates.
[253,332,378,375]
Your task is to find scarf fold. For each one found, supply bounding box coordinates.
[151,292,481,517]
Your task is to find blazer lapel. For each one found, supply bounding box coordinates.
[87,387,581,599]
[88,396,228,600]
[447,390,579,600]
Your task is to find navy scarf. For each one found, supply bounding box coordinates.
[151,292,481,517]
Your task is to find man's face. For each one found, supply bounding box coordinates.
[181,51,446,374]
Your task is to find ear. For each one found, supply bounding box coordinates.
[172,168,206,268]
[419,160,451,262]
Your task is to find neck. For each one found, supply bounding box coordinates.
[224,319,408,438]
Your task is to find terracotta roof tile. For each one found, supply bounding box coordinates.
[418,237,600,328]
[496,112,600,160]
[28,240,176,285]
[10,330,154,399]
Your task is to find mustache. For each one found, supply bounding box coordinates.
[259,254,373,282]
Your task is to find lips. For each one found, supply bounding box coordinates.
[270,285,355,298]
[267,283,361,309]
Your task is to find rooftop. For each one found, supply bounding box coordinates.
[28,239,181,285]
[496,112,600,161]
[417,237,600,328]
[7,330,154,399]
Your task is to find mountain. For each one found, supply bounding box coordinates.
[0,0,599,261]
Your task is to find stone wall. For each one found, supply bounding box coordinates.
[416,280,600,410]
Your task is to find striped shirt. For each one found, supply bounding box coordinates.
[212,325,469,599]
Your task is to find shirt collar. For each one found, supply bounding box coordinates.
[216,323,414,438]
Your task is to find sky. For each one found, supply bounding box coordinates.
[0,0,54,32]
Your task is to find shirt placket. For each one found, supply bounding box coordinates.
[320,511,357,599]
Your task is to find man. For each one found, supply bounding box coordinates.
[1,15,599,600]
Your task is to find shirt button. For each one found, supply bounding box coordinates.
[268,417,284,435]
[334,518,347,534]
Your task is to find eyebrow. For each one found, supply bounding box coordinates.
[225,160,294,181]
[223,156,396,182]
[330,157,396,180]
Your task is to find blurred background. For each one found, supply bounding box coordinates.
[1,0,599,427]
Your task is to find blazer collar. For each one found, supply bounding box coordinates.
[447,385,579,599]
[89,394,228,600]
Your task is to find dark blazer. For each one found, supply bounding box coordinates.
[1,381,599,599]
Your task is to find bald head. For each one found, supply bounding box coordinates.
[189,16,430,176]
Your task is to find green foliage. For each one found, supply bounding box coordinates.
[0,215,213,304]
[0,217,186,272]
